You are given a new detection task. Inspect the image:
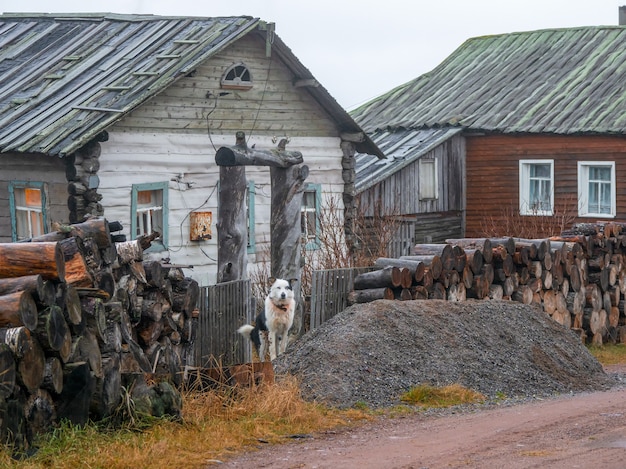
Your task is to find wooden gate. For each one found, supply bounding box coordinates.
[195,279,253,366]
[309,267,373,330]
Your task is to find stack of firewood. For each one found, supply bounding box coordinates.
[352,223,626,347]
[0,217,198,450]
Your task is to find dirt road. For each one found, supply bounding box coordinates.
[220,370,626,469]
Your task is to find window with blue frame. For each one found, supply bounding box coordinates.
[301,183,321,249]
[247,180,256,253]
[131,182,168,251]
[9,181,47,241]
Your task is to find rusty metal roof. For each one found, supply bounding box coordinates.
[351,26,626,136]
[0,13,381,157]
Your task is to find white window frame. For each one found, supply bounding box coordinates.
[301,184,321,250]
[418,158,438,200]
[577,161,616,218]
[131,182,168,251]
[519,159,554,216]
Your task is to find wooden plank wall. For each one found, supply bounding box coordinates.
[195,279,253,367]
[413,211,464,244]
[309,267,373,330]
[0,153,69,242]
[100,32,348,286]
[357,134,465,218]
[113,34,337,137]
[465,134,626,237]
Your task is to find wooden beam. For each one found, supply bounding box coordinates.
[215,131,303,167]
[293,78,319,88]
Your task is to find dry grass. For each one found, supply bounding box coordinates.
[0,376,370,469]
[588,343,626,365]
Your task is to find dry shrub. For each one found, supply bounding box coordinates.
[352,197,404,265]
[3,376,369,469]
[480,195,578,238]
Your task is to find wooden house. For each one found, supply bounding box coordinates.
[0,13,381,285]
[351,22,626,243]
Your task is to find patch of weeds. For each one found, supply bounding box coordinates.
[400,383,486,408]
[494,391,507,401]
[588,344,626,366]
[353,400,369,411]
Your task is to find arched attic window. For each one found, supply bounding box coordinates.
[221,62,253,90]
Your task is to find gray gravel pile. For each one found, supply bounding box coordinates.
[273,299,617,409]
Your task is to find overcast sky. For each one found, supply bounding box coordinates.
[1,1,623,110]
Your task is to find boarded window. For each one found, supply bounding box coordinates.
[418,159,438,200]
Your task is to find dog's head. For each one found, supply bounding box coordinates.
[268,278,296,305]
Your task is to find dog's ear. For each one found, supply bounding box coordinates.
[268,277,276,286]
[288,278,298,289]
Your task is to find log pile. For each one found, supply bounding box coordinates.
[353,223,626,347]
[0,217,198,450]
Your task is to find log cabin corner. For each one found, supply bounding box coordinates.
[0,13,382,286]
[351,8,626,249]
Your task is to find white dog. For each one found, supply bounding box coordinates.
[237,278,296,362]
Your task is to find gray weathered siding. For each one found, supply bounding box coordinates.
[0,153,68,242]
[357,134,465,217]
[97,34,347,286]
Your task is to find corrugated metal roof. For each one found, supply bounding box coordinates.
[0,13,261,155]
[351,26,626,136]
[355,127,461,193]
[0,13,383,157]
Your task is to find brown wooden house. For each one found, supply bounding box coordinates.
[0,13,381,286]
[352,22,626,241]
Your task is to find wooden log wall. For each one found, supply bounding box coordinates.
[0,217,198,451]
[352,222,626,347]
[65,136,107,224]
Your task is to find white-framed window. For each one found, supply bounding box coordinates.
[519,160,554,216]
[578,161,615,218]
[301,184,321,250]
[9,182,47,241]
[418,158,438,200]
[220,62,253,90]
[131,182,168,250]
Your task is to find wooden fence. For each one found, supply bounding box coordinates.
[309,267,373,330]
[388,219,416,258]
[194,267,375,365]
[195,279,253,367]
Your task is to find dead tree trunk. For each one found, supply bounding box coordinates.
[216,165,247,283]
[215,131,308,282]
[270,164,309,338]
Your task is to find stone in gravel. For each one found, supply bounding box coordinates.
[272,299,614,409]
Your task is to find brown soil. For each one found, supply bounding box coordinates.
[220,366,626,469]
[217,300,626,468]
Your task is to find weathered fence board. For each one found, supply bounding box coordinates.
[388,220,416,258]
[310,267,373,330]
[195,279,253,366]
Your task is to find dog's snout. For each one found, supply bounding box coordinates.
[280,292,286,299]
